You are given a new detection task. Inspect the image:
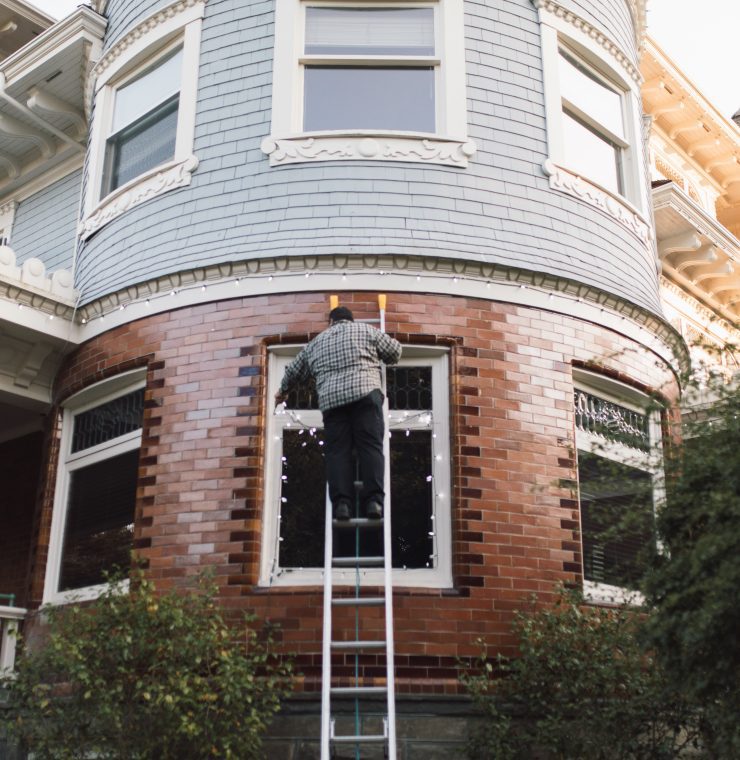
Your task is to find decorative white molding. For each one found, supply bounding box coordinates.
[261,134,477,167]
[27,87,86,140]
[0,244,78,305]
[92,0,206,85]
[531,0,642,85]
[543,160,651,243]
[80,155,199,239]
[0,200,17,238]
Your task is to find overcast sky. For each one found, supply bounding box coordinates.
[27,0,740,120]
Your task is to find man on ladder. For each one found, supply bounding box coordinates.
[275,305,402,521]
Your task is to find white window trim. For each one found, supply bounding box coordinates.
[260,345,452,588]
[261,0,475,167]
[43,369,146,605]
[535,3,650,241]
[574,370,664,606]
[79,0,204,240]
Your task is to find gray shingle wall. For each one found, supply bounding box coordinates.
[104,0,171,47]
[12,169,81,273]
[76,0,661,316]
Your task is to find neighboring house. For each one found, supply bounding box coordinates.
[0,0,734,754]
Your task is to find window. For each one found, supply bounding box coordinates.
[81,1,204,238]
[101,47,183,197]
[44,372,145,604]
[262,0,473,167]
[574,374,662,603]
[535,5,650,224]
[558,49,625,196]
[262,347,451,588]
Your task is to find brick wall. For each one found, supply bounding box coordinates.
[28,291,678,693]
[0,431,44,607]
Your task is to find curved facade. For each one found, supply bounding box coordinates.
[2,0,697,754]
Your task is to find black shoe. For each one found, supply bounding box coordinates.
[334,502,351,521]
[366,501,383,520]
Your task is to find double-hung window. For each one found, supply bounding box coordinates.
[574,374,662,603]
[101,46,183,197]
[44,372,145,604]
[262,347,451,588]
[263,0,472,166]
[558,48,626,196]
[81,1,204,238]
[302,6,436,133]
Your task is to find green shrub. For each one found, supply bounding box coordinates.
[461,590,700,760]
[1,571,292,759]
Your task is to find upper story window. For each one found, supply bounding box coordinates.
[574,373,663,604]
[262,0,474,167]
[534,4,650,241]
[44,371,145,604]
[102,46,183,197]
[558,49,626,196]
[80,0,205,239]
[262,346,451,588]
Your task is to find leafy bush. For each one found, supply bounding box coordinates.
[1,571,292,759]
[461,590,700,760]
[643,383,740,757]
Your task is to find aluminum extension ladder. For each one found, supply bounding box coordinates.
[320,294,397,759]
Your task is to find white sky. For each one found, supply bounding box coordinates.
[27,0,740,121]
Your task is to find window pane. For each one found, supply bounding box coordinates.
[59,449,139,591]
[579,451,655,588]
[72,388,144,453]
[559,51,624,140]
[305,7,434,56]
[277,429,434,570]
[387,366,432,410]
[562,110,622,194]
[304,67,435,132]
[112,47,182,133]
[104,95,179,194]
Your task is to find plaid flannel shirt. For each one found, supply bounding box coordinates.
[278,320,402,412]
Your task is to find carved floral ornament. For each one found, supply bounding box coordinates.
[543,160,651,243]
[261,135,477,168]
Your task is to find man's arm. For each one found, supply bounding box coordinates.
[374,329,402,366]
[274,350,309,405]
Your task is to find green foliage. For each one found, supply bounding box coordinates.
[461,590,699,760]
[1,571,292,759]
[643,383,740,757]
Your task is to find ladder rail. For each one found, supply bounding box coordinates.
[320,485,333,760]
[379,298,398,760]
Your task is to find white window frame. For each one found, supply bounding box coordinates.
[80,0,204,239]
[261,0,475,167]
[43,370,146,605]
[260,345,452,588]
[574,370,664,605]
[536,6,650,227]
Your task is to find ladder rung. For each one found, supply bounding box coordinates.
[333,517,383,529]
[332,733,387,744]
[332,596,384,607]
[331,640,386,651]
[333,556,384,567]
[331,685,387,696]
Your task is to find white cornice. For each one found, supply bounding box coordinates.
[531,0,642,84]
[0,6,106,86]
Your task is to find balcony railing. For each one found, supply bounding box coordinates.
[0,601,26,674]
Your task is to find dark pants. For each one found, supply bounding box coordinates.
[323,390,385,509]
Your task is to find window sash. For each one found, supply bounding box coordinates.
[562,109,623,195]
